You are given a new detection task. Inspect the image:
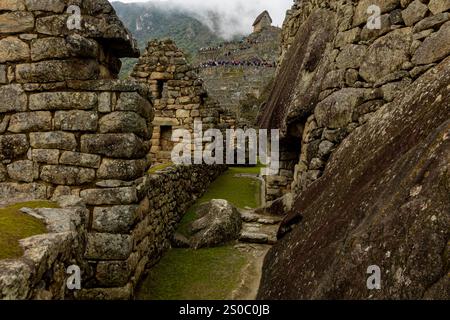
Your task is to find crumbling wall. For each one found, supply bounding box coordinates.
[131,39,221,164]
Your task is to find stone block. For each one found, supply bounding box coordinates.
[0,134,28,160]
[0,37,29,63]
[29,92,97,111]
[30,132,77,151]
[412,22,450,65]
[25,0,66,13]
[54,110,98,131]
[99,112,149,138]
[15,59,99,83]
[0,11,34,33]
[40,165,95,185]
[7,160,34,182]
[80,133,147,159]
[80,187,138,205]
[115,92,152,119]
[97,158,146,180]
[402,0,429,26]
[59,151,101,169]
[92,205,138,234]
[32,149,59,164]
[85,233,132,260]
[428,0,450,15]
[95,261,131,287]
[8,111,52,133]
[0,84,27,113]
[0,0,26,11]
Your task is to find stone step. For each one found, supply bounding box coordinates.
[239,222,278,245]
[240,210,283,225]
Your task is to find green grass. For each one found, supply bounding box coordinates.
[137,246,246,300]
[148,162,174,174]
[177,166,263,237]
[0,201,56,260]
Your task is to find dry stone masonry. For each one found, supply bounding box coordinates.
[258,0,450,299]
[131,39,221,164]
[0,0,226,299]
[260,0,450,201]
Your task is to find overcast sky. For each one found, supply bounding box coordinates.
[112,0,294,29]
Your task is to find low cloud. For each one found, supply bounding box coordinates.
[112,0,293,39]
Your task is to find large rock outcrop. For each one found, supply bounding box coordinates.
[257,0,450,299]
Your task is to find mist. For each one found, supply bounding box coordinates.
[111,0,293,39]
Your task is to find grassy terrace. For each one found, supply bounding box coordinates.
[0,201,56,260]
[137,165,263,300]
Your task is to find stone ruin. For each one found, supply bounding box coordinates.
[131,39,221,165]
[0,0,225,299]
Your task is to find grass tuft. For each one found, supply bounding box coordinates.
[0,201,56,260]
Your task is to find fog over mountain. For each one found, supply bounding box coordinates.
[111,0,292,39]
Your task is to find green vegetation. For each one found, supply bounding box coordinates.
[177,166,263,237]
[0,201,56,260]
[137,166,263,300]
[137,246,246,300]
[148,162,174,174]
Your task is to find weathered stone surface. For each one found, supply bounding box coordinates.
[8,112,52,133]
[29,92,97,111]
[30,132,77,151]
[99,112,149,138]
[32,149,59,164]
[335,44,367,69]
[0,11,34,33]
[412,22,450,65]
[80,133,147,158]
[0,64,6,83]
[80,187,138,205]
[353,0,400,26]
[92,205,138,234]
[85,233,132,260]
[97,159,146,180]
[40,165,95,185]
[54,111,98,131]
[7,160,34,182]
[0,0,26,11]
[314,88,381,128]
[115,92,152,119]
[95,261,130,287]
[402,0,429,26]
[0,134,28,160]
[25,0,66,12]
[16,59,100,83]
[188,199,242,249]
[0,84,27,113]
[413,13,449,33]
[59,151,101,168]
[0,37,29,63]
[259,56,450,300]
[428,0,450,15]
[360,28,412,83]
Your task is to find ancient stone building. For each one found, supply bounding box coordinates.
[0,0,225,300]
[253,10,273,33]
[196,16,281,128]
[257,0,450,299]
[131,39,221,165]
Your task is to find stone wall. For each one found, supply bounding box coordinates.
[0,197,89,300]
[77,163,226,299]
[131,39,221,164]
[0,0,226,300]
[259,0,450,201]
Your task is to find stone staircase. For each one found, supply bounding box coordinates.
[238,210,282,245]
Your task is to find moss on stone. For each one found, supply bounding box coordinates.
[0,201,56,260]
[136,245,247,300]
[148,162,174,174]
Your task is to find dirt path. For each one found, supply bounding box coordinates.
[229,243,271,300]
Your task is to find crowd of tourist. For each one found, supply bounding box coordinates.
[199,38,262,53]
[197,58,276,68]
